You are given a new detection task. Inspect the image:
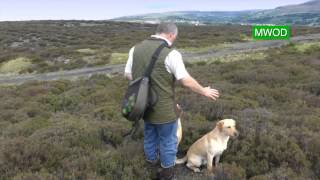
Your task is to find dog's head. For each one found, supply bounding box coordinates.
[216,119,239,138]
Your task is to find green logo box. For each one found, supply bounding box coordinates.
[252,25,291,40]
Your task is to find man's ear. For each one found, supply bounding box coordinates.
[217,121,224,131]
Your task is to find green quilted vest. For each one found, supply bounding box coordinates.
[132,38,177,124]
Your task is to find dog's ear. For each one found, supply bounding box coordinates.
[217,121,224,131]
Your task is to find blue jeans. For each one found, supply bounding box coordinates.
[144,120,178,168]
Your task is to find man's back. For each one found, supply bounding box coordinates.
[131,38,177,124]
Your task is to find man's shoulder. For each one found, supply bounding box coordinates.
[167,49,182,58]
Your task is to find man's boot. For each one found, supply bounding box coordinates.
[158,166,175,180]
[146,160,160,180]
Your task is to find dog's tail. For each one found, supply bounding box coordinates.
[176,104,183,118]
[175,155,187,164]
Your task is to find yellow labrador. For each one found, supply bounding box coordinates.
[176,119,239,173]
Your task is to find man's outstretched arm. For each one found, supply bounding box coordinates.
[179,75,219,100]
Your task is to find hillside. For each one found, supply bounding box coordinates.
[1,20,320,179]
[113,11,257,25]
[1,41,320,179]
[265,0,320,15]
[113,0,320,26]
[246,0,320,25]
[1,21,319,76]
[0,21,252,74]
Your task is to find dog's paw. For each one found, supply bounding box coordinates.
[204,169,215,177]
[193,168,201,173]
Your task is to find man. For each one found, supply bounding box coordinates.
[124,22,219,180]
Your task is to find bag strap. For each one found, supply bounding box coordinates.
[143,40,168,77]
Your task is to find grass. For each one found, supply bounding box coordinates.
[189,40,320,66]
[1,21,320,179]
[0,57,32,74]
[190,51,267,65]
[180,43,231,53]
[110,53,128,64]
[240,33,252,41]
[3,118,52,137]
[76,48,97,55]
[1,44,320,179]
[293,41,320,53]
[212,51,267,63]
[0,21,319,73]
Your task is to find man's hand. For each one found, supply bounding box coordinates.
[124,73,133,81]
[202,86,219,100]
[179,75,220,101]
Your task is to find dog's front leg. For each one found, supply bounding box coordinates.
[206,152,214,173]
[215,155,220,167]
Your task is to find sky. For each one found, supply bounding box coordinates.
[0,0,311,21]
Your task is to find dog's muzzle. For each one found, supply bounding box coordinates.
[233,131,239,138]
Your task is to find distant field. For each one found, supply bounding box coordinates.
[1,20,320,74]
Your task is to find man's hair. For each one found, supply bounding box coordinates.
[156,22,178,36]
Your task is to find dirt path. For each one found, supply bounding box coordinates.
[182,33,320,61]
[0,64,125,85]
[0,33,319,85]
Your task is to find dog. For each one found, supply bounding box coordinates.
[176,104,183,147]
[176,119,239,174]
